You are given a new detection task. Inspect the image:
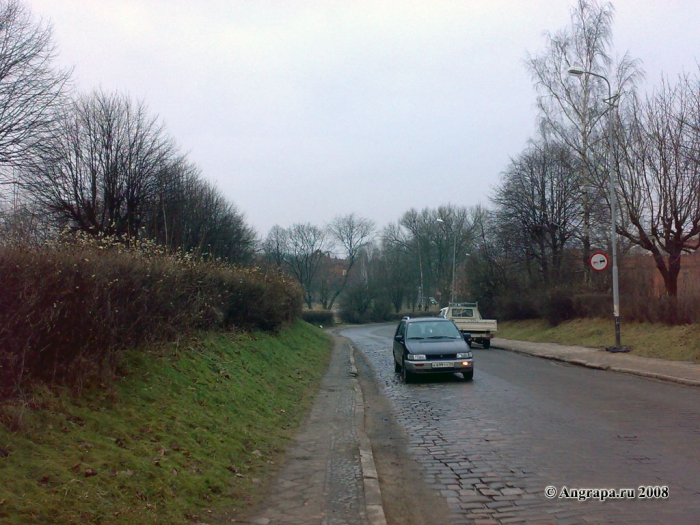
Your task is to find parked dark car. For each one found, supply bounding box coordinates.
[392,317,474,382]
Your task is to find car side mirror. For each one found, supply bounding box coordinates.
[395,335,404,342]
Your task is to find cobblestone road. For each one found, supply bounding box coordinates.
[343,324,700,525]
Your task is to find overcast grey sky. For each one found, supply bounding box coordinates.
[28,1,700,237]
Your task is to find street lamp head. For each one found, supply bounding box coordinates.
[567,66,586,76]
[436,218,445,223]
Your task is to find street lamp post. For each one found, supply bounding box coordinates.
[568,66,622,348]
[418,248,425,311]
[451,235,456,303]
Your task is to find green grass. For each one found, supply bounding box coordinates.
[0,320,332,524]
[498,318,700,362]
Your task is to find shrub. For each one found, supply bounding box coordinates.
[545,288,574,327]
[495,293,541,321]
[619,293,700,325]
[573,294,611,319]
[369,297,393,322]
[337,308,363,324]
[338,283,373,324]
[301,310,335,327]
[0,238,302,398]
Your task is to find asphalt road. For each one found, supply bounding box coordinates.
[342,323,700,525]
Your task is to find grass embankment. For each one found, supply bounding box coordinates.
[0,320,332,525]
[498,318,700,362]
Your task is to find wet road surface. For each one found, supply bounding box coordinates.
[343,323,700,525]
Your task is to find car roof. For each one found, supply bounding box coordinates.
[403,317,451,324]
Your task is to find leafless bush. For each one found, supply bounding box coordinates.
[574,292,700,325]
[573,294,611,319]
[0,235,301,399]
[619,294,700,325]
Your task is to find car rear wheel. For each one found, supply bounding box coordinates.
[483,340,491,349]
[462,370,473,381]
[401,358,413,383]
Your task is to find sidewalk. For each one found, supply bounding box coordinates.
[240,337,386,525]
[492,337,700,387]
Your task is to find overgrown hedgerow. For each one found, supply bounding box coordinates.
[0,235,302,398]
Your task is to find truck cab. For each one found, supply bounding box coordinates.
[439,302,497,349]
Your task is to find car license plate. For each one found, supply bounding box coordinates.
[432,362,454,368]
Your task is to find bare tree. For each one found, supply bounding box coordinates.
[145,157,195,250]
[285,223,329,309]
[325,213,374,310]
[23,90,175,240]
[170,173,255,262]
[377,233,411,313]
[526,0,642,283]
[464,206,513,314]
[261,225,289,269]
[399,205,474,306]
[0,0,71,174]
[493,137,581,286]
[0,186,53,244]
[17,88,255,260]
[616,72,700,301]
[381,221,421,310]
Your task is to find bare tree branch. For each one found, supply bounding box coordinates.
[0,0,71,172]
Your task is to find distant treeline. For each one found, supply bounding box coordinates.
[264,1,700,326]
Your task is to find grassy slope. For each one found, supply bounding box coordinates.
[497,318,700,363]
[0,320,332,525]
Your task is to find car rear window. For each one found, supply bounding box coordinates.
[452,308,473,318]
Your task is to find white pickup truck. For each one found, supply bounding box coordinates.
[439,302,497,348]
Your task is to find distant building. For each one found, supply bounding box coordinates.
[620,249,700,297]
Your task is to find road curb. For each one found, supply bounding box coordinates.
[606,366,700,387]
[494,344,700,388]
[349,346,388,525]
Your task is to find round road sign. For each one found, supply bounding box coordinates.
[590,251,609,272]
